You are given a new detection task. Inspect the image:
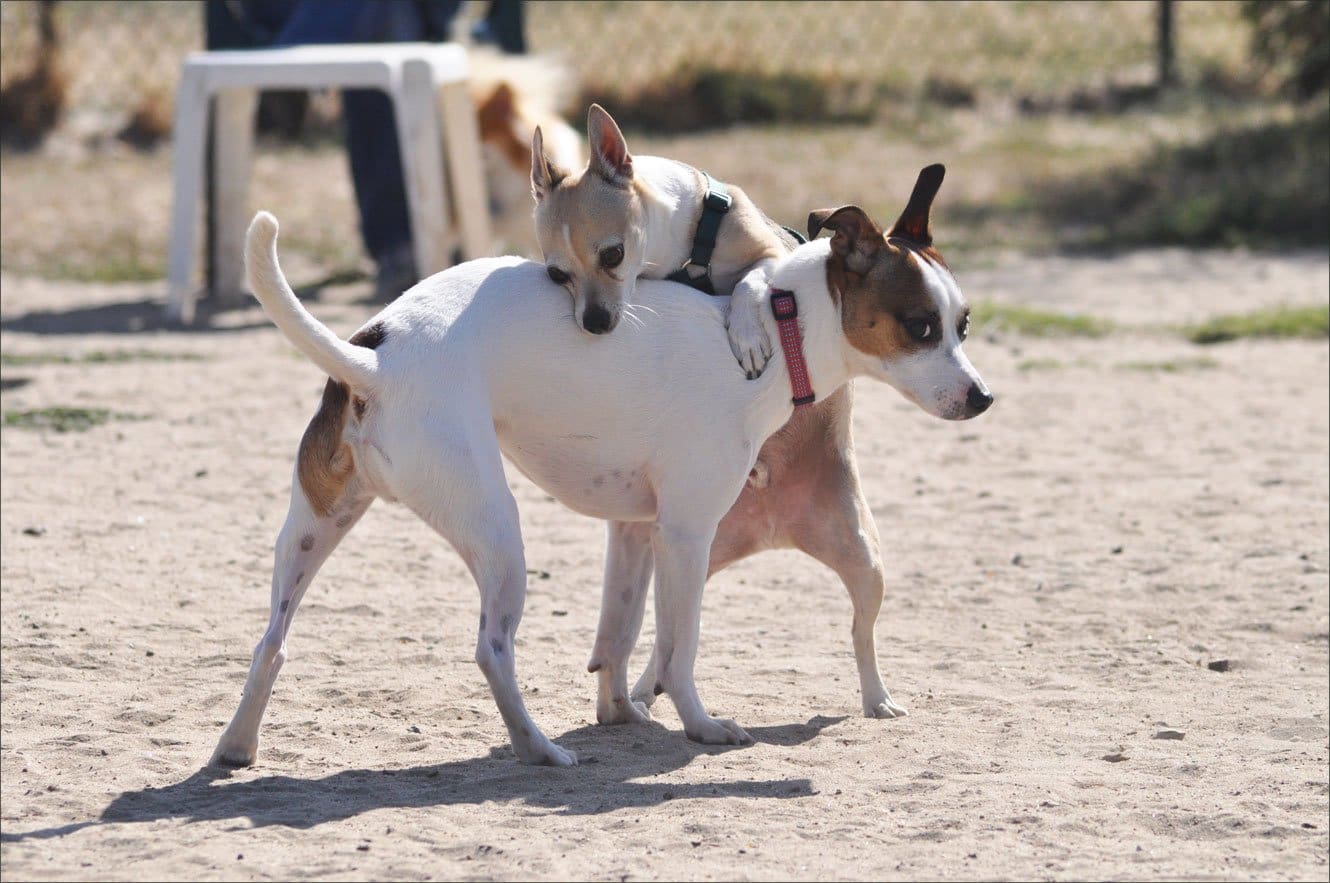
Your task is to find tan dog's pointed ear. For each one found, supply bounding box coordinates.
[807,205,884,275]
[587,103,632,185]
[888,164,945,246]
[531,126,568,202]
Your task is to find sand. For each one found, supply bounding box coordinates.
[1,248,1327,881]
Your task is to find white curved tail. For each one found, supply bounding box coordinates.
[244,212,378,391]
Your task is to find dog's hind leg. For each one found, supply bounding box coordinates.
[794,461,907,720]
[589,521,654,725]
[211,475,374,766]
[399,427,576,767]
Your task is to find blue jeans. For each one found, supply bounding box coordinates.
[273,1,463,266]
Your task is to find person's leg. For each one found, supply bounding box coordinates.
[473,0,526,53]
[274,1,464,298]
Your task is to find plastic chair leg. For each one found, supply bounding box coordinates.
[166,69,210,324]
[212,87,258,305]
[439,80,491,261]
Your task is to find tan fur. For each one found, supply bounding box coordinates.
[297,379,356,518]
[295,322,385,517]
[476,83,531,173]
[701,178,787,295]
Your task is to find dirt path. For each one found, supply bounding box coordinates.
[2,249,1326,881]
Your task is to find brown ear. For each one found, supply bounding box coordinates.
[807,205,883,274]
[530,126,568,202]
[587,103,632,185]
[888,164,945,246]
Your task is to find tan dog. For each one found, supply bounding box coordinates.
[531,104,791,377]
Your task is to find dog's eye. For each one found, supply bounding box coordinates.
[599,245,624,269]
[905,319,933,341]
[547,266,570,285]
[958,316,970,340]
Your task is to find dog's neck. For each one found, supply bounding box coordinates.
[745,239,853,428]
[632,156,709,279]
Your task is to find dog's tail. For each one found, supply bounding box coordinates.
[245,212,379,392]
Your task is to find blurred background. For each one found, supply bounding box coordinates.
[0,0,1326,290]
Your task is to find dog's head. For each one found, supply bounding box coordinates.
[809,166,992,420]
[530,104,645,335]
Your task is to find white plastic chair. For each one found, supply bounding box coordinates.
[165,42,491,324]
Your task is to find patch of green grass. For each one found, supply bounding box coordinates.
[973,303,1114,338]
[1033,107,1329,249]
[1184,304,1329,344]
[1,350,208,367]
[1117,357,1221,372]
[3,407,148,433]
[1016,358,1067,372]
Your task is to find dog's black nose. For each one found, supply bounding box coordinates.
[966,384,993,415]
[582,304,614,335]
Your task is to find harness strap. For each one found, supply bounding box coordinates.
[770,287,815,407]
[666,172,731,296]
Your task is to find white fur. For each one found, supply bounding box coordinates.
[212,213,960,768]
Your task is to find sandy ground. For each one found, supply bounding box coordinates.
[1,248,1327,881]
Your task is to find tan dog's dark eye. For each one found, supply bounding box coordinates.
[547,266,570,285]
[599,245,624,269]
[905,319,933,341]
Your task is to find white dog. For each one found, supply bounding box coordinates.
[211,169,989,768]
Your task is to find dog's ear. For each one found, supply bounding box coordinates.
[530,126,568,202]
[887,164,945,247]
[807,205,883,275]
[587,104,633,185]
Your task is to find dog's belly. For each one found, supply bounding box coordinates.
[497,431,657,521]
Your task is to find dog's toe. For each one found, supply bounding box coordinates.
[686,716,752,746]
[210,742,257,768]
[867,699,910,719]
[596,696,653,726]
[538,743,579,767]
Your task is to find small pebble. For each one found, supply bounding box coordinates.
[1102,752,1128,763]
[22,525,46,537]
[1153,729,1185,740]
[1208,659,1232,672]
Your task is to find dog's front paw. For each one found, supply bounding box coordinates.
[597,695,653,725]
[866,697,909,719]
[725,299,773,380]
[685,716,752,746]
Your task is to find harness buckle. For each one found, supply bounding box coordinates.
[770,289,798,320]
[704,187,732,213]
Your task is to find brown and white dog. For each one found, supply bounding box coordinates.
[470,51,583,256]
[210,169,989,767]
[578,165,996,727]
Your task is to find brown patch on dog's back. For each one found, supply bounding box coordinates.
[296,324,386,517]
[832,242,939,360]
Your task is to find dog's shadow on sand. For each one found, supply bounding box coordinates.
[2,716,843,841]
